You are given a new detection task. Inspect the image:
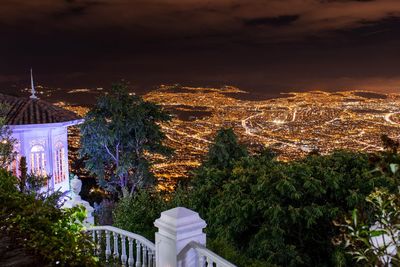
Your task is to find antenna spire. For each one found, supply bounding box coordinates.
[30,68,38,99]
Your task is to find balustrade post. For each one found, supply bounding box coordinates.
[154,207,206,267]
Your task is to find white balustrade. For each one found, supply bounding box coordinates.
[88,207,235,267]
[188,241,237,267]
[154,207,236,267]
[87,225,155,267]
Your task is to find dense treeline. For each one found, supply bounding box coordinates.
[114,129,400,267]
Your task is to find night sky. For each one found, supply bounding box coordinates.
[1,0,400,95]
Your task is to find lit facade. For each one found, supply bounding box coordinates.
[0,92,82,193]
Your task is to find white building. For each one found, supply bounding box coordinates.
[0,72,82,192]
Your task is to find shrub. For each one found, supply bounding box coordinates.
[113,189,171,241]
[339,188,400,266]
[0,169,100,266]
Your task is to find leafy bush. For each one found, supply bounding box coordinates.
[338,142,400,266]
[0,169,100,266]
[113,189,171,241]
[339,188,400,266]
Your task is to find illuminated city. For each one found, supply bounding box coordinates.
[55,86,400,188]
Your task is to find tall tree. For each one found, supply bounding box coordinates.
[80,84,171,197]
[189,128,248,217]
[0,103,15,169]
[204,128,248,169]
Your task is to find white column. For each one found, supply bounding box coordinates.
[154,207,206,267]
[47,128,54,191]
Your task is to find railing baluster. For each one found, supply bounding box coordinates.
[121,234,127,266]
[135,241,142,267]
[113,232,120,259]
[206,256,211,266]
[148,251,153,267]
[96,230,102,256]
[152,253,156,267]
[142,246,147,267]
[87,227,156,267]
[105,230,111,261]
[128,238,134,267]
[197,252,203,267]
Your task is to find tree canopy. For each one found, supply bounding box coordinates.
[185,131,399,266]
[203,128,248,169]
[80,84,172,197]
[111,128,400,266]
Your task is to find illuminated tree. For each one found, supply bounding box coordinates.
[80,84,171,197]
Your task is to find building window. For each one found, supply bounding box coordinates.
[54,142,66,183]
[30,144,46,176]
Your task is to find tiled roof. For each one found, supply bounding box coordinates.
[0,94,80,125]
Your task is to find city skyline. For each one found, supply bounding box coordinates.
[1,0,400,96]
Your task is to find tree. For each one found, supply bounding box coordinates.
[189,150,397,266]
[0,103,15,169]
[80,84,172,197]
[204,128,248,169]
[188,128,248,217]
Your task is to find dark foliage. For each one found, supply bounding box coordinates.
[112,129,399,266]
[0,169,100,266]
[113,189,171,242]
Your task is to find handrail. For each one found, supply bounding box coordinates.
[87,225,155,267]
[88,225,155,251]
[87,227,236,267]
[188,241,237,267]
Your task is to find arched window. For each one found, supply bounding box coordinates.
[30,144,46,176]
[54,142,66,183]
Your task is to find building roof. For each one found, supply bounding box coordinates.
[0,93,80,125]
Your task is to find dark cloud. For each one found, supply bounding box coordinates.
[243,15,300,27]
[52,1,108,21]
[1,0,400,94]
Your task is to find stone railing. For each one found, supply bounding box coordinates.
[183,241,236,267]
[87,207,236,267]
[87,225,155,267]
[154,207,236,267]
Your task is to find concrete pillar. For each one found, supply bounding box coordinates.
[154,207,206,267]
